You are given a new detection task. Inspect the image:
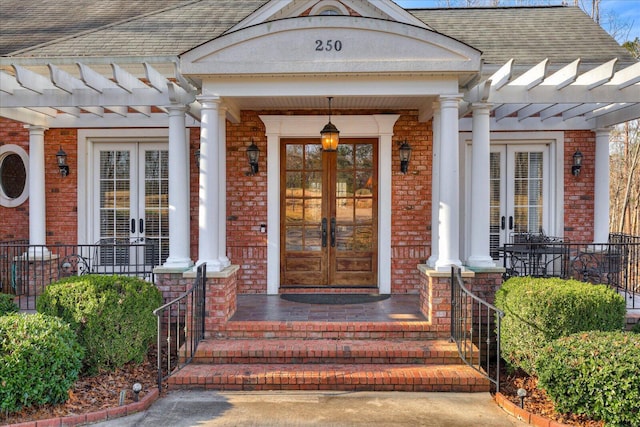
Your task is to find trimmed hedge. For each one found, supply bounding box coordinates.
[0,313,84,413]
[536,331,640,427]
[0,293,18,315]
[495,277,625,374]
[37,275,163,374]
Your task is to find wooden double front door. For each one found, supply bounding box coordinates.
[280,138,378,287]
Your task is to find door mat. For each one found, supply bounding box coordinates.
[280,293,390,305]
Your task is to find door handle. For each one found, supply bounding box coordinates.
[321,218,327,247]
[509,216,514,230]
[501,216,506,230]
[139,218,144,234]
[330,217,336,247]
[131,219,136,234]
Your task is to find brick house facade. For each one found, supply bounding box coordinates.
[1,0,638,301]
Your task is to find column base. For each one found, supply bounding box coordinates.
[218,256,231,268]
[466,255,496,268]
[162,257,194,270]
[434,258,463,272]
[426,255,438,268]
[196,258,223,272]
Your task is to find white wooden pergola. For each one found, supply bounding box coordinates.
[1,56,639,278]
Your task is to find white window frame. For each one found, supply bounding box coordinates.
[0,144,29,207]
[460,131,564,262]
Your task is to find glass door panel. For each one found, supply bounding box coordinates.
[281,138,377,287]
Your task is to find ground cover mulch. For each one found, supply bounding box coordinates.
[498,367,604,427]
[0,349,158,426]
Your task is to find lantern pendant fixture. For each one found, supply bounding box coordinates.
[320,97,339,151]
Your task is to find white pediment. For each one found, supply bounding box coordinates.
[180,17,481,77]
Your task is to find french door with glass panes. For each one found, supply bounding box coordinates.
[281,138,378,287]
[93,142,169,271]
[490,145,550,259]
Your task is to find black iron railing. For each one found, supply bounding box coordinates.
[0,241,157,310]
[501,234,639,308]
[451,266,504,393]
[153,263,206,390]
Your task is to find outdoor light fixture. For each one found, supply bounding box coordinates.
[246,139,259,175]
[320,97,339,151]
[572,150,583,176]
[399,140,412,174]
[194,149,200,170]
[132,382,142,402]
[517,388,527,409]
[56,146,69,177]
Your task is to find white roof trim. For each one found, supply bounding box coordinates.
[227,0,429,34]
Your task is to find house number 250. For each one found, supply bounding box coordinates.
[315,39,342,51]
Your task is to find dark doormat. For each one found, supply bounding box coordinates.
[280,293,390,305]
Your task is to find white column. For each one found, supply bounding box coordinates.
[593,128,611,243]
[427,102,440,267]
[467,103,495,267]
[218,106,231,267]
[26,125,50,257]
[435,95,463,271]
[163,105,193,269]
[196,96,222,271]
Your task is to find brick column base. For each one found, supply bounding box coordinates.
[201,265,239,337]
[417,266,504,339]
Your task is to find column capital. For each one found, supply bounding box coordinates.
[439,94,463,106]
[24,124,48,133]
[594,127,611,137]
[165,103,189,114]
[197,95,222,107]
[470,102,493,112]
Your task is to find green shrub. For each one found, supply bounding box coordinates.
[631,322,640,334]
[536,331,640,427]
[495,277,625,374]
[37,275,163,374]
[0,313,84,413]
[0,293,18,315]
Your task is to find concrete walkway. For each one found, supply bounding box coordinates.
[92,390,526,427]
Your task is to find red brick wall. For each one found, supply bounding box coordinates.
[0,121,78,244]
[1,116,599,295]
[0,118,29,240]
[390,112,432,293]
[564,130,595,243]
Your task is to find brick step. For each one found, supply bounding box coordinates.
[213,320,445,340]
[188,339,468,365]
[168,363,490,392]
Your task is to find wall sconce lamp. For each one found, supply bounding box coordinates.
[246,139,259,175]
[320,97,339,151]
[56,146,69,177]
[399,140,412,174]
[571,150,583,176]
[194,149,200,170]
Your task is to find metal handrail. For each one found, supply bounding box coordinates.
[152,263,206,390]
[450,266,504,393]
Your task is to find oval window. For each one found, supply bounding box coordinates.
[0,145,29,207]
[1,153,26,199]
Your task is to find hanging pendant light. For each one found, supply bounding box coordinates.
[320,97,339,151]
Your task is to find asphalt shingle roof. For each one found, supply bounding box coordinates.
[1,1,635,67]
[410,6,636,66]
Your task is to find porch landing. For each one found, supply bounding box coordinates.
[168,294,491,392]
